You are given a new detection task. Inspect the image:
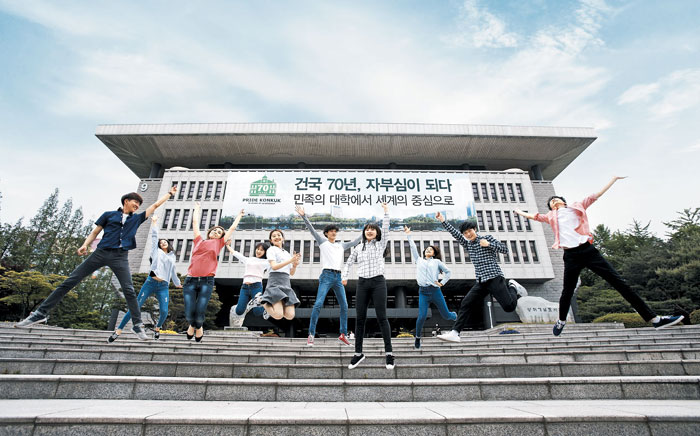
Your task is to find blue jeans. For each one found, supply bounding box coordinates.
[183,276,215,328]
[308,269,348,336]
[234,282,265,317]
[37,248,141,326]
[416,285,457,338]
[118,276,170,330]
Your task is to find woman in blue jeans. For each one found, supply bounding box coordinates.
[183,205,244,342]
[227,241,270,327]
[404,226,455,349]
[108,215,182,342]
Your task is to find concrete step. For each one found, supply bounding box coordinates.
[2,357,699,379]
[2,399,699,436]
[2,374,699,402]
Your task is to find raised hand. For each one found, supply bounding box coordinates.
[403,226,411,234]
[194,201,201,210]
[238,209,245,217]
[151,215,159,225]
[381,202,389,213]
[168,185,177,196]
[435,211,445,223]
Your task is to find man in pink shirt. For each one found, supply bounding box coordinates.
[515,176,683,336]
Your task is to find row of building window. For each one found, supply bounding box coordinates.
[160,208,534,234]
[472,182,525,203]
[164,237,540,266]
[168,181,226,202]
[476,210,532,232]
[161,208,221,231]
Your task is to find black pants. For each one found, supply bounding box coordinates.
[560,242,655,322]
[452,276,518,332]
[36,248,142,325]
[354,275,393,354]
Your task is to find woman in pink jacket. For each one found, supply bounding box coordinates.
[515,176,683,336]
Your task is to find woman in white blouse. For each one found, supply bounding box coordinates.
[227,241,271,327]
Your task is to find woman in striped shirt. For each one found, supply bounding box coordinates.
[342,202,394,370]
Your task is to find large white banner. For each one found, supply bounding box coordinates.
[221,170,474,230]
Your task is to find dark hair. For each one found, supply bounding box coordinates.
[459,218,478,233]
[254,242,270,258]
[120,192,143,206]
[361,222,389,257]
[323,224,339,236]
[269,228,285,242]
[206,225,225,239]
[424,245,442,261]
[158,238,173,253]
[547,195,567,210]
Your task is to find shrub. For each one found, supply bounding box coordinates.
[593,313,648,328]
[690,309,700,325]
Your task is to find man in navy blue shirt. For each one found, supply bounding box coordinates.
[16,186,177,339]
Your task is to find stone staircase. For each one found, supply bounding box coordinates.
[1,322,699,435]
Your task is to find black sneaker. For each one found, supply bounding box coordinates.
[348,354,365,369]
[553,320,565,336]
[385,354,395,370]
[653,315,684,329]
[154,330,160,340]
[414,337,421,349]
[107,332,119,343]
[15,311,47,328]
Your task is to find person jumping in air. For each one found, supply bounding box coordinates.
[404,225,455,349]
[514,176,683,336]
[183,206,244,343]
[296,205,361,346]
[342,202,394,370]
[435,212,527,342]
[260,229,301,320]
[227,240,270,328]
[108,214,182,342]
[16,186,178,340]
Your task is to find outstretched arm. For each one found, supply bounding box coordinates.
[404,226,420,263]
[145,185,177,218]
[437,212,468,247]
[192,202,202,239]
[341,234,362,250]
[596,176,627,199]
[223,209,245,241]
[378,202,390,250]
[149,216,160,261]
[77,225,103,255]
[297,206,326,245]
[514,209,536,220]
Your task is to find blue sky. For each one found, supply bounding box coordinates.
[1,0,698,236]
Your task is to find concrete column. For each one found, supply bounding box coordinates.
[149,162,163,178]
[393,286,407,309]
[530,164,543,180]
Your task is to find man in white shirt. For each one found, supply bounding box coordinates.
[296,206,361,346]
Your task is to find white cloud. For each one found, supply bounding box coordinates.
[618,68,700,119]
[445,0,519,49]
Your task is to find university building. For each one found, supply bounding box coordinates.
[97,123,596,336]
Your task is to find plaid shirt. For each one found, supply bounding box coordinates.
[442,221,508,282]
[342,214,390,280]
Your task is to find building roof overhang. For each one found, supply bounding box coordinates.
[95,122,597,179]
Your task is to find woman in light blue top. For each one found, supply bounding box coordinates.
[404,226,455,349]
[108,215,182,342]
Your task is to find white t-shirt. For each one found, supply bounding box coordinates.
[230,251,269,283]
[557,207,590,249]
[266,245,293,275]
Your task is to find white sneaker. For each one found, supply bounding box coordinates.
[230,315,245,328]
[245,292,262,315]
[307,334,314,347]
[509,279,528,298]
[437,330,461,342]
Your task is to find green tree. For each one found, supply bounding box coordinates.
[0,270,65,318]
